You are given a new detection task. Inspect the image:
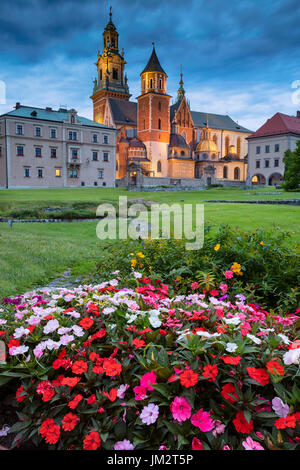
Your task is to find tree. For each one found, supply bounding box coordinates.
[283,140,300,191]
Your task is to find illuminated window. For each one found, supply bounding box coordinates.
[225,136,229,155]
[237,137,241,157]
[55,169,61,177]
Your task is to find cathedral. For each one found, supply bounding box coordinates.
[91,10,252,187]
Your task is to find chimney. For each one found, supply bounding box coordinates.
[15,102,20,109]
[297,111,300,118]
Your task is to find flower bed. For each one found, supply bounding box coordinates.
[0,273,299,450]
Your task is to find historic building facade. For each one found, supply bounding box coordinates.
[247,111,300,186]
[0,104,116,188]
[91,11,252,187]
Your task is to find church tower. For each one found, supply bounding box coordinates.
[91,8,131,124]
[137,44,171,176]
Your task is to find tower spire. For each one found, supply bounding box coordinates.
[177,65,185,102]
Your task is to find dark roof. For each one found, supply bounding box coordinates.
[129,137,146,148]
[169,133,189,148]
[108,98,137,125]
[190,111,252,133]
[141,46,166,75]
[247,112,300,139]
[1,105,112,129]
[170,102,180,123]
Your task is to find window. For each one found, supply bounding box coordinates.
[50,148,57,158]
[17,146,24,156]
[150,78,153,89]
[0,146,2,157]
[103,135,108,144]
[274,159,279,167]
[112,68,118,80]
[50,129,56,139]
[275,144,280,152]
[143,119,145,130]
[16,124,23,135]
[103,152,109,162]
[158,119,161,130]
[159,79,162,90]
[69,169,78,178]
[256,146,261,154]
[92,151,98,161]
[158,102,161,111]
[35,127,41,137]
[234,167,240,180]
[55,169,61,177]
[225,136,229,155]
[181,150,186,156]
[265,160,270,168]
[93,134,98,143]
[35,147,42,157]
[68,131,77,141]
[100,69,102,80]
[71,149,78,159]
[24,168,30,178]
[98,170,103,179]
[38,169,43,178]
[223,166,228,179]
[256,160,260,168]
[265,145,270,153]
[71,115,75,124]
[237,137,241,157]
[157,160,161,173]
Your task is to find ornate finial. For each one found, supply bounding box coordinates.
[177,65,185,102]
[109,6,112,20]
[152,42,155,48]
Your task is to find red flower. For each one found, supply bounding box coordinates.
[192,437,203,450]
[16,385,26,402]
[104,388,117,402]
[83,431,101,450]
[87,394,97,405]
[80,317,94,330]
[40,418,55,437]
[72,360,88,375]
[220,356,241,365]
[274,415,296,430]
[8,339,20,348]
[62,413,79,431]
[220,383,239,403]
[93,365,105,374]
[233,411,253,434]
[202,364,218,381]
[36,380,55,402]
[86,303,100,316]
[44,423,60,444]
[266,360,284,376]
[180,369,199,388]
[246,367,269,386]
[132,338,146,349]
[102,358,122,377]
[68,394,83,409]
[61,376,81,387]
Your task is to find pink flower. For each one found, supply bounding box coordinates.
[191,282,199,290]
[223,445,231,450]
[114,439,134,450]
[242,437,264,450]
[159,446,167,450]
[191,409,214,432]
[212,420,225,437]
[220,283,228,293]
[133,385,148,401]
[192,437,203,450]
[170,396,192,422]
[140,403,159,425]
[117,384,129,399]
[140,371,157,391]
[225,270,233,279]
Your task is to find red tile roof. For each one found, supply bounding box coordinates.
[248,112,300,139]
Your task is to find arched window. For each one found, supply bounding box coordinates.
[150,78,153,89]
[213,134,217,144]
[158,119,161,129]
[71,115,75,124]
[100,69,102,80]
[181,150,185,156]
[211,153,216,159]
[142,80,145,92]
[157,160,162,173]
[202,153,208,160]
[225,136,229,155]
[159,79,162,89]
[237,137,241,157]
[234,167,240,180]
[223,166,228,179]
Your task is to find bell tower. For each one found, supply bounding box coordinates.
[137,44,171,176]
[91,7,131,124]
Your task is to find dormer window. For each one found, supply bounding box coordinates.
[71,115,75,124]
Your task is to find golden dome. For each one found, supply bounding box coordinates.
[196,139,218,153]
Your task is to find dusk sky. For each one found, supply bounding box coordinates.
[1,0,300,130]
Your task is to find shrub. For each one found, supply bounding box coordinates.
[0,275,299,450]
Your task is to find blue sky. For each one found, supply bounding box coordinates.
[0,0,300,130]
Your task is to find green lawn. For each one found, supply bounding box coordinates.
[0,187,299,299]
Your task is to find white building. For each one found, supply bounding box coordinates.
[0,104,117,188]
[247,111,300,186]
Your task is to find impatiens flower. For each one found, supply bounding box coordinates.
[191,409,214,432]
[242,437,264,450]
[140,403,159,425]
[223,445,231,450]
[16,385,26,402]
[224,270,233,279]
[272,397,289,417]
[68,394,83,409]
[9,345,29,356]
[266,360,284,376]
[43,319,59,334]
[202,364,218,382]
[62,413,79,431]
[212,420,225,437]
[225,342,238,353]
[246,334,262,345]
[87,394,97,405]
[140,371,157,391]
[83,430,101,450]
[246,367,269,386]
[114,439,134,450]
[283,348,300,365]
[79,317,94,330]
[233,412,253,434]
[133,385,148,401]
[192,437,203,450]
[104,388,118,402]
[117,384,130,399]
[102,358,122,377]
[220,383,239,403]
[220,356,241,365]
[132,338,146,349]
[170,396,192,422]
[72,360,88,375]
[180,369,198,388]
[274,415,296,430]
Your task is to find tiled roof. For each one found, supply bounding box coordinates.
[108,98,137,125]
[141,46,166,75]
[247,112,300,139]
[190,111,252,133]
[170,102,180,123]
[1,105,112,129]
[169,133,189,148]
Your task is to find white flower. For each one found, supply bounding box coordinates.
[59,334,75,345]
[109,279,118,286]
[133,272,142,279]
[0,426,10,437]
[247,334,262,345]
[103,307,116,315]
[226,342,238,353]
[148,311,162,328]
[10,345,29,356]
[0,319,7,325]
[72,325,84,337]
[45,339,60,350]
[43,319,59,334]
[13,326,30,339]
[277,333,290,345]
[58,327,72,335]
[283,348,300,365]
[224,317,241,325]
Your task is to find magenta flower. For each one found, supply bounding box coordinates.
[133,385,148,401]
[140,403,159,425]
[191,409,214,432]
[242,437,264,450]
[224,270,233,279]
[114,439,134,450]
[140,371,157,391]
[170,396,192,422]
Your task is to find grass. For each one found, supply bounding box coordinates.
[0,186,299,299]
